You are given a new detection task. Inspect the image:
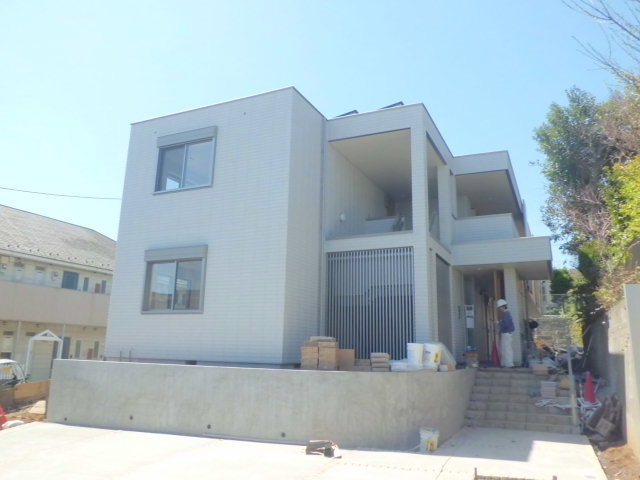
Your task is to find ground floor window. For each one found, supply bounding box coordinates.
[142,245,207,313]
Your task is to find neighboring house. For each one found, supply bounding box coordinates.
[0,205,115,381]
[106,87,551,367]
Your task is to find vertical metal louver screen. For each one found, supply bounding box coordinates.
[326,247,414,360]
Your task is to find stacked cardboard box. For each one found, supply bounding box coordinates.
[300,336,337,370]
[349,358,372,372]
[300,345,318,370]
[318,341,338,370]
[371,352,390,372]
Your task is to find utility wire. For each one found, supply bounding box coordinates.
[0,185,121,200]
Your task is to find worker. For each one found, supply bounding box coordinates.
[496,299,515,368]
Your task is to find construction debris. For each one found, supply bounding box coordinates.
[305,440,341,458]
[586,394,622,444]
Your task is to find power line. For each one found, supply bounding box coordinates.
[0,185,121,200]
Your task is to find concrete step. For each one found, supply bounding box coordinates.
[464,419,580,435]
[474,377,541,388]
[467,400,573,416]
[465,410,574,426]
[470,393,534,404]
[472,385,538,396]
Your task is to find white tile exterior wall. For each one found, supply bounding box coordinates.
[324,146,387,238]
[107,88,320,363]
[281,93,325,363]
[107,88,552,365]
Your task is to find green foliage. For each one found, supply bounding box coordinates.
[550,268,574,294]
[606,156,640,257]
[534,87,613,253]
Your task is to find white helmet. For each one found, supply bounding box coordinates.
[496,299,507,308]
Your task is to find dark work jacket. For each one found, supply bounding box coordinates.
[499,309,515,334]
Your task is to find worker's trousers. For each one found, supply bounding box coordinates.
[500,332,514,368]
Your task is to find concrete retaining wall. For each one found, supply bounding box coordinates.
[48,360,475,450]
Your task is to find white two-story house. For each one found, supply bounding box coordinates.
[0,205,115,380]
[106,87,551,367]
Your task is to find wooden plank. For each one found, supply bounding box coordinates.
[14,381,50,403]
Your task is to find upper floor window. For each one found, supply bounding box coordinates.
[155,126,217,193]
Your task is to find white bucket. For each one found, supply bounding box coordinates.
[407,343,424,366]
[419,428,439,452]
[424,343,443,365]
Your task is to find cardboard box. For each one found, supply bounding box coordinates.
[355,358,371,366]
[319,347,338,358]
[318,341,338,348]
[337,349,355,370]
[318,362,337,370]
[532,364,548,376]
[371,352,390,360]
[301,360,318,370]
[301,346,318,357]
[310,336,335,343]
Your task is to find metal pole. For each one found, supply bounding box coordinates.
[567,344,580,427]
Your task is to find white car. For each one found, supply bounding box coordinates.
[0,359,27,389]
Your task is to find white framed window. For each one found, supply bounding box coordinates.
[155,126,217,193]
[142,245,207,313]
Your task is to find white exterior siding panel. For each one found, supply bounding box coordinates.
[281,93,325,364]
[324,146,387,238]
[107,89,296,363]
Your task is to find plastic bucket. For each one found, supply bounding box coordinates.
[419,428,439,452]
[424,343,442,365]
[407,343,424,366]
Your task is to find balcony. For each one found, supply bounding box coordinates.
[454,213,519,244]
[0,280,109,327]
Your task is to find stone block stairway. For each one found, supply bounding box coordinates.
[465,367,580,434]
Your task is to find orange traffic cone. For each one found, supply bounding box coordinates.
[0,405,7,428]
[584,371,597,403]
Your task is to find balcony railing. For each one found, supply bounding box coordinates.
[0,280,109,327]
[453,213,519,244]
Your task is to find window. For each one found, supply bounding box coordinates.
[61,271,79,290]
[82,277,89,291]
[142,245,207,312]
[155,126,217,192]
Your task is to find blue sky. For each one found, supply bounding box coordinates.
[0,1,626,267]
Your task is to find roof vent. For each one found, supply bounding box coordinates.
[335,110,359,118]
[380,101,404,109]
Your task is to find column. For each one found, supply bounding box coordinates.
[503,267,523,365]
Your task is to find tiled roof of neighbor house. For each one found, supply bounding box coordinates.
[0,204,116,271]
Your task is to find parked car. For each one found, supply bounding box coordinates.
[0,359,27,389]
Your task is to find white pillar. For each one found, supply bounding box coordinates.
[504,267,523,365]
[437,165,453,247]
[411,119,431,341]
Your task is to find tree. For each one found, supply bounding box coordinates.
[551,268,574,295]
[566,0,640,91]
[534,87,614,254]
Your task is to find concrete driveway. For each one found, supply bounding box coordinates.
[0,422,606,479]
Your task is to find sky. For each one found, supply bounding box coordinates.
[0,0,629,267]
